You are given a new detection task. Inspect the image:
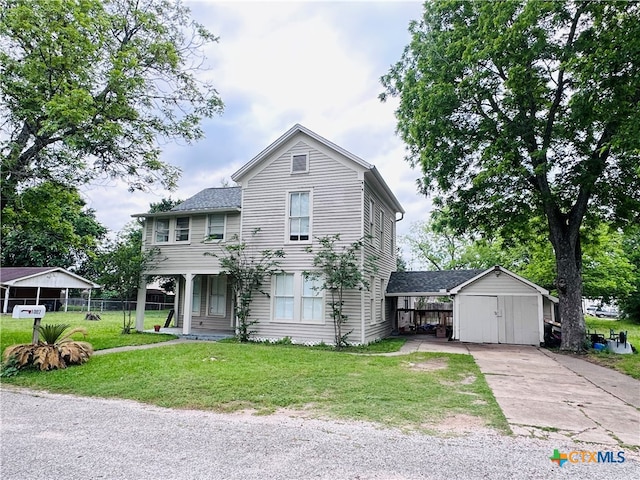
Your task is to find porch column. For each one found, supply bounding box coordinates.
[87,289,92,312]
[3,287,9,314]
[64,288,69,312]
[173,278,180,327]
[36,286,41,305]
[135,282,147,332]
[182,273,193,335]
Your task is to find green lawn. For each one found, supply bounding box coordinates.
[0,310,176,353]
[1,341,509,433]
[584,316,640,379]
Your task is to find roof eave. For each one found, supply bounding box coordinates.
[132,207,241,219]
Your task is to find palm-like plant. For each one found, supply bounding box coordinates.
[3,323,93,371]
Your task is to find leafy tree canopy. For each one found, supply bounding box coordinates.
[0,0,223,209]
[382,0,640,350]
[1,182,107,271]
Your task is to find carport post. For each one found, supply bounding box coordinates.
[3,287,9,314]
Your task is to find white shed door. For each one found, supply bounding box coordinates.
[502,295,539,345]
[459,296,498,343]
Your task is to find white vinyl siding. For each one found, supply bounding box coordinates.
[288,191,310,242]
[207,214,225,240]
[370,275,376,324]
[208,275,226,316]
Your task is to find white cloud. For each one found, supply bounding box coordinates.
[83,0,430,245]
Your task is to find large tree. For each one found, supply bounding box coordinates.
[1,182,107,271]
[0,0,223,210]
[382,0,640,350]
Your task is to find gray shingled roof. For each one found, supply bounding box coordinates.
[0,267,57,283]
[386,270,484,295]
[171,187,242,212]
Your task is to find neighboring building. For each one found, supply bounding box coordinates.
[0,267,100,314]
[132,124,405,344]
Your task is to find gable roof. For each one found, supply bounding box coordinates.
[449,265,550,295]
[132,187,241,218]
[0,267,100,289]
[231,124,404,214]
[386,270,484,296]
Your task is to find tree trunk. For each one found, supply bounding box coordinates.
[549,222,586,351]
[556,246,586,351]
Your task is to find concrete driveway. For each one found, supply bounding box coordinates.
[401,338,639,447]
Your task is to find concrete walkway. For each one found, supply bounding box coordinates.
[398,337,639,447]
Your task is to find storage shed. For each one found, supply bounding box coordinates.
[387,266,558,346]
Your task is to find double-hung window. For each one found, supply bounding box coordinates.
[208,275,226,316]
[155,218,170,243]
[274,273,295,320]
[207,214,225,240]
[289,191,310,241]
[378,210,384,251]
[302,275,323,322]
[175,217,190,242]
[369,200,375,245]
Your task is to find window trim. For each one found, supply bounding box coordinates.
[378,209,384,251]
[369,199,375,246]
[153,217,190,245]
[291,152,309,174]
[286,190,312,244]
[271,272,325,324]
[154,218,170,243]
[208,275,227,317]
[206,213,226,242]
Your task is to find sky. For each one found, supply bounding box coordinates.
[81,0,429,266]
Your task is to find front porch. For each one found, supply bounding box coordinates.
[145,326,234,341]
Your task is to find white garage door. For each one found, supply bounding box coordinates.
[459,296,498,343]
[459,295,540,345]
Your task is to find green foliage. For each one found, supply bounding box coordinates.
[0,0,223,210]
[1,182,107,270]
[94,225,160,333]
[209,233,285,342]
[619,226,640,323]
[0,355,21,378]
[381,0,640,351]
[305,235,377,349]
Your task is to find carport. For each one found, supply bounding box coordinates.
[387,266,557,346]
[0,267,100,314]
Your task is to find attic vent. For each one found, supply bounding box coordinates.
[291,154,308,173]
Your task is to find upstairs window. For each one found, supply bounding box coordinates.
[291,153,309,174]
[289,191,310,241]
[155,218,170,243]
[379,210,384,251]
[175,217,190,242]
[207,214,225,240]
[369,200,375,245]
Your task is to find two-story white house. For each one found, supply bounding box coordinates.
[133,124,404,345]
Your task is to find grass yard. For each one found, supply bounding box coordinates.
[584,316,640,379]
[1,341,509,433]
[0,310,176,353]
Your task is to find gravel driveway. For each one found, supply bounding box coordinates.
[2,387,638,479]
